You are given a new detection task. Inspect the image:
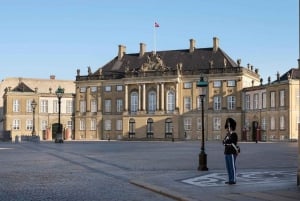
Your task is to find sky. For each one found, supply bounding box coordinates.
[0,0,298,83]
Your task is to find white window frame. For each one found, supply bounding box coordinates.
[213,96,221,111]
[213,80,221,88]
[91,99,97,113]
[13,99,20,112]
[279,90,285,107]
[104,120,112,131]
[213,117,221,131]
[184,118,192,131]
[184,96,192,112]
[91,119,96,131]
[116,119,123,131]
[227,96,236,110]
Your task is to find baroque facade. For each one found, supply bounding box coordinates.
[2,76,75,141]
[74,37,262,141]
[243,70,300,141]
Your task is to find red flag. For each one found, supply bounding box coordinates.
[154,22,160,28]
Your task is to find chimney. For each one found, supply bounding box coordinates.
[118,45,126,60]
[50,75,55,80]
[139,43,146,57]
[213,37,219,52]
[189,39,196,53]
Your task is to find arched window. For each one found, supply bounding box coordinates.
[129,118,135,138]
[165,118,173,138]
[167,91,175,113]
[130,91,138,113]
[148,91,156,113]
[147,118,154,138]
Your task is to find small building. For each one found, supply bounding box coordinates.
[2,77,75,141]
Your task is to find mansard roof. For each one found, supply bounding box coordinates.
[278,68,300,81]
[92,47,239,79]
[12,82,34,92]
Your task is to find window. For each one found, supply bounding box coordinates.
[53,100,58,113]
[13,99,20,112]
[80,87,86,93]
[184,97,192,112]
[262,92,267,109]
[41,120,48,130]
[129,118,135,135]
[165,118,173,134]
[91,119,96,130]
[184,118,192,130]
[279,90,285,107]
[196,96,203,110]
[104,86,111,92]
[227,96,236,110]
[116,85,123,91]
[79,119,85,130]
[270,116,275,130]
[40,100,48,113]
[245,95,250,110]
[213,80,221,88]
[116,99,123,113]
[104,100,111,113]
[116,120,122,131]
[227,80,236,87]
[213,117,221,131]
[213,96,221,111]
[26,119,33,131]
[104,120,111,131]
[270,91,275,108]
[26,100,32,112]
[91,86,97,93]
[80,101,86,113]
[66,100,73,114]
[148,91,156,113]
[147,118,154,137]
[91,99,97,113]
[197,118,202,130]
[261,117,267,131]
[167,91,175,112]
[184,82,192,89]
[67,120,73,130]
[280,116,285,130]
[130,92,138,113]
[253,93,259,109]
[12,119,20,130]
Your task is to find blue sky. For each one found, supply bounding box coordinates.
[0,0,298,82]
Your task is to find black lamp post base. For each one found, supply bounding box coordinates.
[198,151,208,171]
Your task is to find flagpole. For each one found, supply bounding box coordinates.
[154,23,157,54]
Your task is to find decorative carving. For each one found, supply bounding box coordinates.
[141,53,166,72]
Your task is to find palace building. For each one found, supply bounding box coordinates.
[74,37,262,141]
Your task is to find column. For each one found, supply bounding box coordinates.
[138,85,141,111]
[86,87,91,112]
[161,83,165,111]
[156,84,160,110]
[176,82,179,109]
[143,84,146,111]
[125,85,128,111]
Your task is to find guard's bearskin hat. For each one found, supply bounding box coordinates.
[224,118,236,131]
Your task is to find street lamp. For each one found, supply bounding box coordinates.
[55,86,64,143]
[31,99,37,136]
[197,75,208,171]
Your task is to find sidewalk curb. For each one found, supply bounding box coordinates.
[130,180,197,201]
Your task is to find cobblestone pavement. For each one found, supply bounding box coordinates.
[0,141,299,201]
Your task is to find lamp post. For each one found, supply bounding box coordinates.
[31,99,37,136]
[55,86,64,143]
[197,75,208,171]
